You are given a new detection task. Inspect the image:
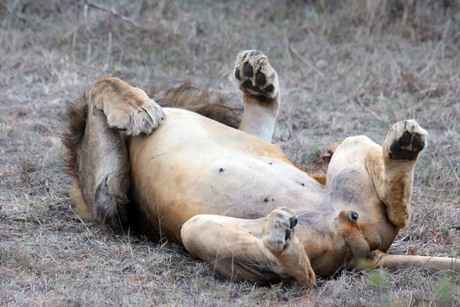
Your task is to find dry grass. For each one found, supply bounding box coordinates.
[0,0,459,305]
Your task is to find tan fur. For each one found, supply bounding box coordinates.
[308,174,327,186]
[369,250,460,273]
[69,180,94,222]
[64,51,458,287]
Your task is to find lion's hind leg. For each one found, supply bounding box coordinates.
[181,208,315,286]
[233,50,280,142]
[63,78,165,227]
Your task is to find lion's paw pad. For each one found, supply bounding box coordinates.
[262,208,298,253]
[234,50,279,101]
[386,120,427,160]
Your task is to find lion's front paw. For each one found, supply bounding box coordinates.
[262,207,298,253]
[234,50,279,101]
[384,120,427,161]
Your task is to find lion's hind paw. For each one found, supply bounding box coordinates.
[234,50,279,101]
[385,120,427,161]
[262,207,298,253]
[91,78,165,136]
[106,97,165,136]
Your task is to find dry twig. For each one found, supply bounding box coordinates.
[84,0,139,28]
[289,45,324,77]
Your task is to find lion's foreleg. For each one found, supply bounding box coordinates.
[366,120,427,228]
[181,209,315,287]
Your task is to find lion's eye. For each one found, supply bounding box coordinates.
[350,211,359,222]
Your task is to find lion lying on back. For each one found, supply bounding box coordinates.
[63,50,459,286]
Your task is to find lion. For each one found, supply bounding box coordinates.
[63,50,459,286]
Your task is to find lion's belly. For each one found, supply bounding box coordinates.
[129,108,325,242]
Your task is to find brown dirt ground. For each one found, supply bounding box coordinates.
[0,1,459,306]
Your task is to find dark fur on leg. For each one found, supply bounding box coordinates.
[151,83,242,129]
